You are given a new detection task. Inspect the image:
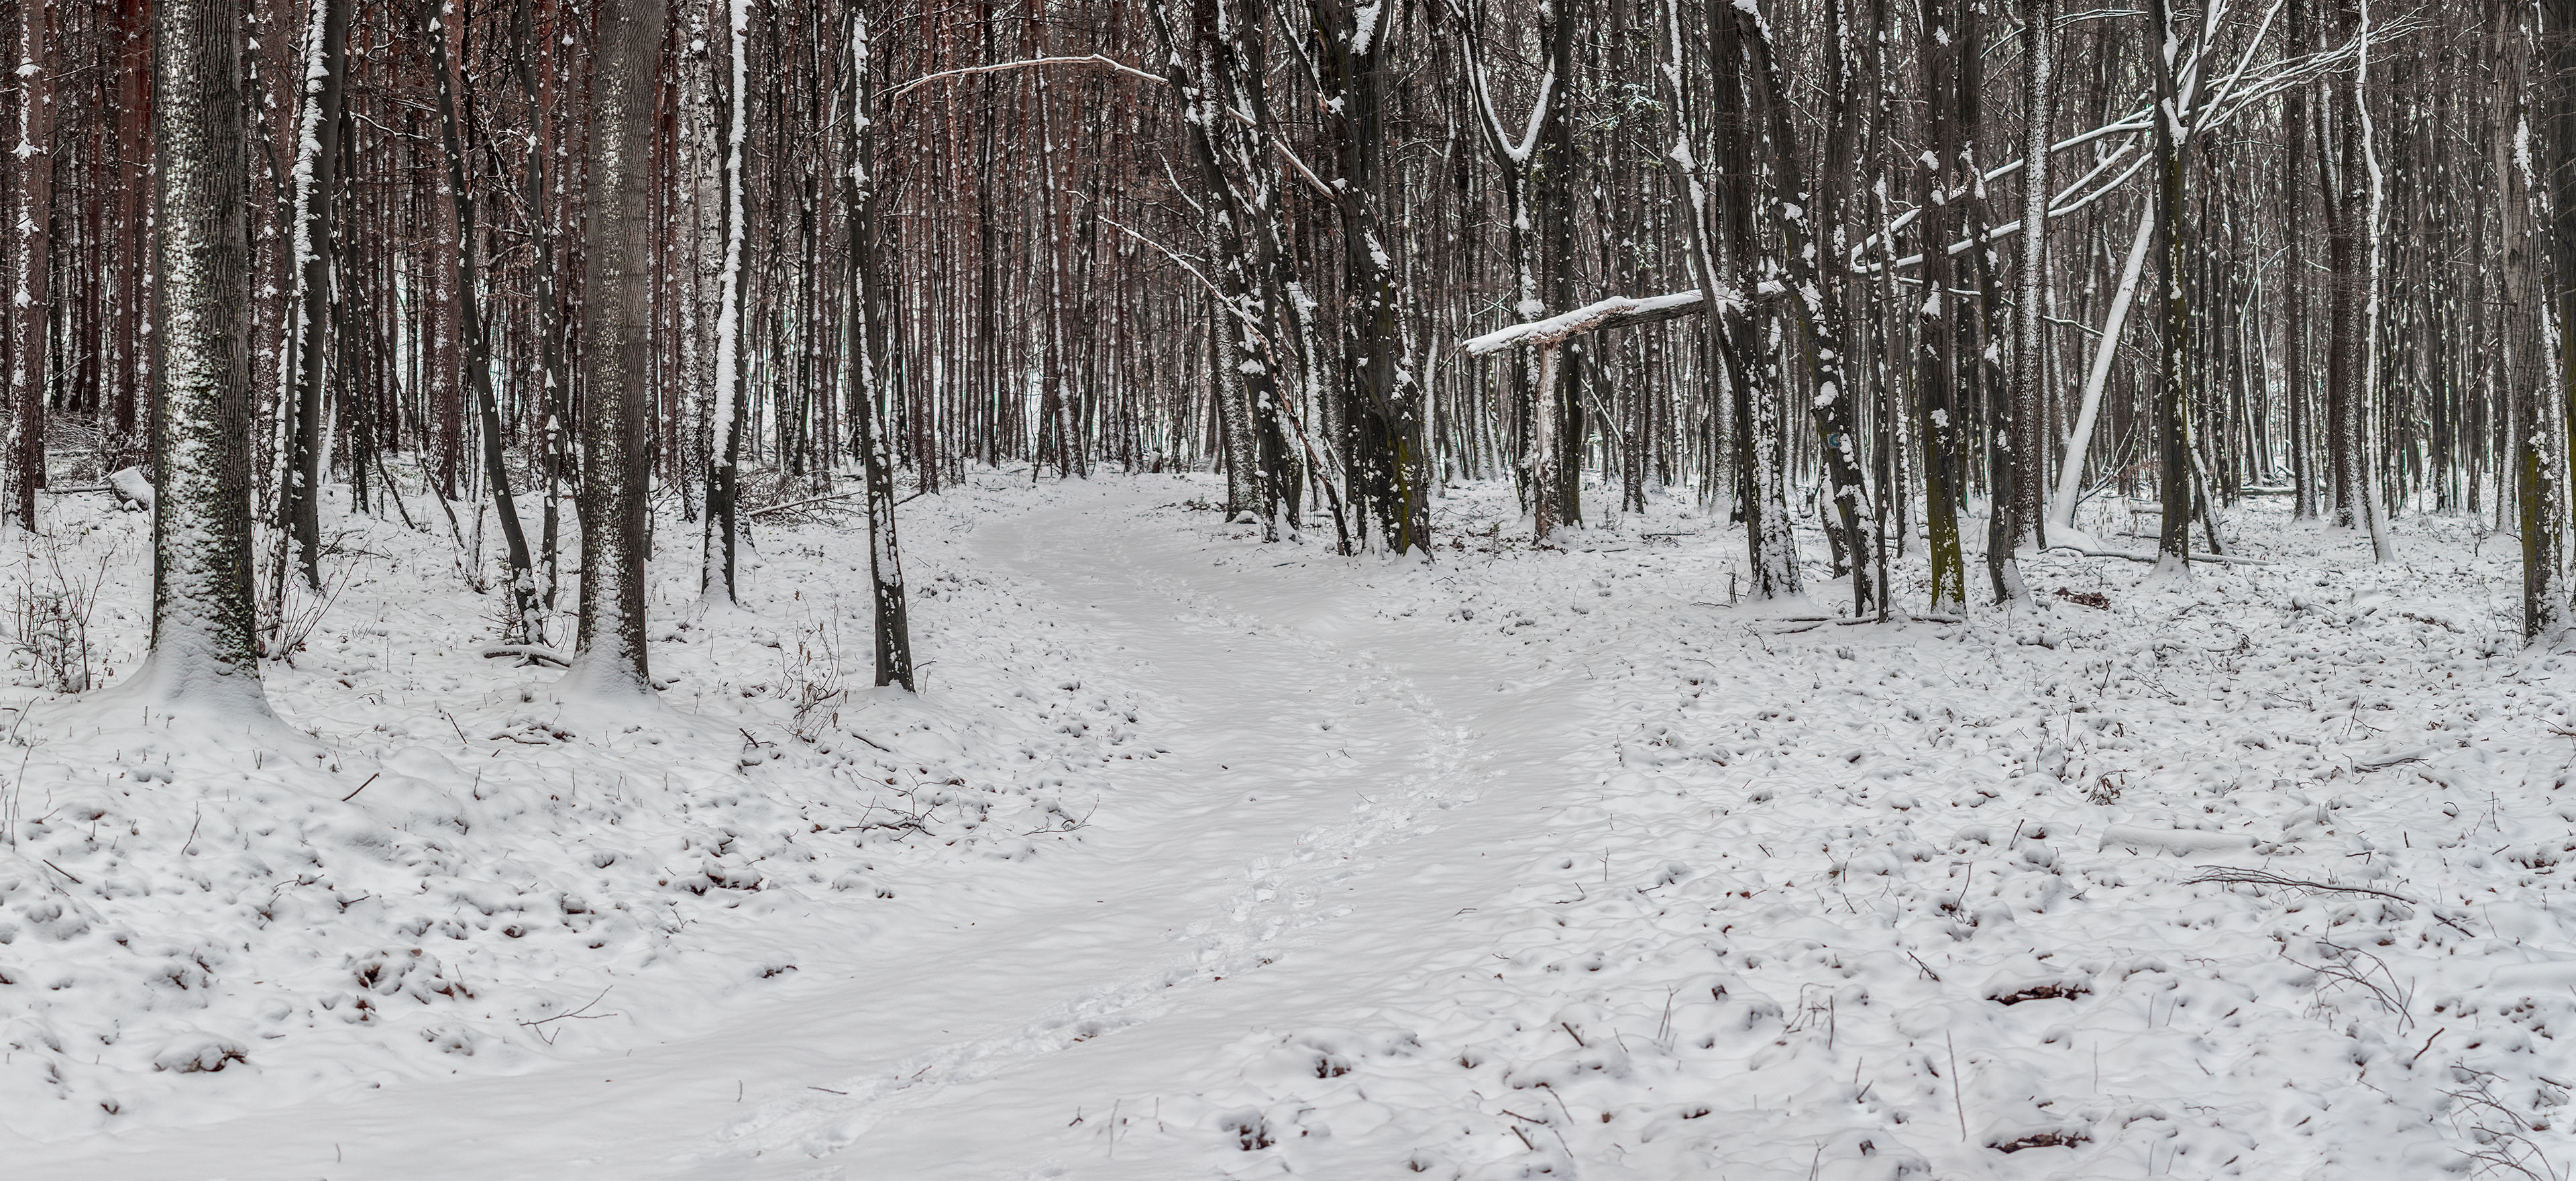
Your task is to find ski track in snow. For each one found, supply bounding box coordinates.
[4,472,2575,1180]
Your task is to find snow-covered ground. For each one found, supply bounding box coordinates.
[3,471,2571,1180]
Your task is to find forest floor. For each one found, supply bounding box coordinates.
[1,469,2571,1180]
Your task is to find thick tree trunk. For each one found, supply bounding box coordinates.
[2002,0,2057,584]
[1313,0,1428,553]
[141,0,270,711]
[565,0,666,697]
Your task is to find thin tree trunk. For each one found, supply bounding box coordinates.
[847,1,915,689]
[1917,0,1968,610]
[2149,0,2195,570]
[278,0,348,589]
[7,0,53,529]
[704,0,751,603]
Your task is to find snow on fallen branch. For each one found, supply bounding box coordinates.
[481,645,572,668]
[743,486,934,520]
[2039,544,2273,567]
[1462,289,1743,356]
[881,54,1167,102]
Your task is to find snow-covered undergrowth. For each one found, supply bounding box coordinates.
[1140,487,2576,1180]
[5,471,2572,1181]
[0,481,1142,1130]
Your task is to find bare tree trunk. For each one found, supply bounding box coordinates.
[422,1,543,639]
[2149,0,2196,570]
[1710,1,1798,595]
[1742,1,1878,612]
[7,0,52,529]
[512,0,571,611]
[1312,0,1428,553]
[2001,0,2057,584]
[566,0,666,697]
[1916,0,1968,610]
[2531,0,2573,641]
[278,0,347,589]
[847,1,915,689]
[703,0,751,603]
[142,0,271,712]
[2285,0,2315,519]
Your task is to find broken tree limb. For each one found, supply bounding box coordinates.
[1462,288,1752,356]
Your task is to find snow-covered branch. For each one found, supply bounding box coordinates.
[881,54,1169,103]
[1462,289,1740,356]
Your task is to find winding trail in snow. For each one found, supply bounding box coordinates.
[20,483,1615,1180]
[716,489,1615,1175]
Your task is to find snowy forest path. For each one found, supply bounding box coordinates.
[7,483,1619,1180]
[711,484,1621,1174]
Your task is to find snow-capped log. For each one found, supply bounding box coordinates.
[1460,288,1748,356]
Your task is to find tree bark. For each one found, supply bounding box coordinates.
[847,0,916,689]
[566,0,666,697]
[2533,0,2574,641]
[7,0,52,529]
[142,0,270,711]
[1916,0,1968,610]
[2001,0,2057,587]
[278,0,348,590]
[2149,0,2196,570]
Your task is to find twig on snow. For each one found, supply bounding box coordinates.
[2187,865,2416,905]
[341,773,381,803]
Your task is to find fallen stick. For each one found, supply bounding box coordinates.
[2039,544,2273,566]
[481,645,572,668]
[744,486,932,519]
